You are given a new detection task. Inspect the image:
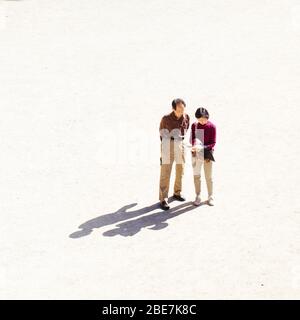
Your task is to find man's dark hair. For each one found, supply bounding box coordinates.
[195,107,209,119]
[172,98,186,110]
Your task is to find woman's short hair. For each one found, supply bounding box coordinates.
[195,107,209,119]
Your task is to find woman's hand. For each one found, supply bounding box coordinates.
[191,146,198,157]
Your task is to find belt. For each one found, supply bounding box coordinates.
[170,137,184,140]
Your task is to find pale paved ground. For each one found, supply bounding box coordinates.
[1,0,300,299]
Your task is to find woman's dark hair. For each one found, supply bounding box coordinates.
[172,98,186,110]
[195,107,209,119]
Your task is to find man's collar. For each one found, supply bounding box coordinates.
[170,111,183,120]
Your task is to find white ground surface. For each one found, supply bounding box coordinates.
[1,0,300,299]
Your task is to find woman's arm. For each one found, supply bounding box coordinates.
[204,126,216,150]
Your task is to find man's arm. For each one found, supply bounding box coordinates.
[189,122,195,146]
[186,114,190,130]
[159,117,165,132]
[159,116,167,141]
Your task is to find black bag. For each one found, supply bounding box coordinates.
[204,149,215,162]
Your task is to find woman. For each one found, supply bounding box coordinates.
[190,107,216,206]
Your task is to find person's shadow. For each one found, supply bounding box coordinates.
[103,201,199,237]
[69,199,205,238]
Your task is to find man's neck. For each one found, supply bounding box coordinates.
[173,111,182,119]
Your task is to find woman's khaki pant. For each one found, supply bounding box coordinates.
[159,140,185,202]
[192,156,213,197]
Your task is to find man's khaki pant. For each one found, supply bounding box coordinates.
[159,140,185,202]
[192,156,213,197]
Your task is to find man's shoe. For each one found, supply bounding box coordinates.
[160,200,170,210]
[173,194,186,201]
[193,195,201,206]
[207,196,214,206]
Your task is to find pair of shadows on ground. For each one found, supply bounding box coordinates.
[69,199,207,238]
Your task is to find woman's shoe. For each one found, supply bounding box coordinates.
[207,196,214,206]
[193,195,201,206]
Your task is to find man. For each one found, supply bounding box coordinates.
[159,98,190,210]
[190,107,216,206]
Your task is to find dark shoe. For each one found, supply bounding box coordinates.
[160,200,170,210]
[173,194,186,201]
